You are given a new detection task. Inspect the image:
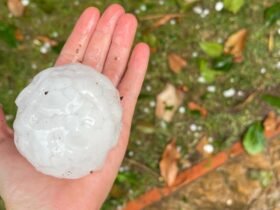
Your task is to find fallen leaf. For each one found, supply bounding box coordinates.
[156,84,184,122]
[223,0,245,14]
[199,42,223,57]
[159,139,181,186]
[36,35,58,46]
[268,31,274,52]
[243,121,266,155]
[168,53,187,73]
[7,0,25,17]
[196,136,213,159]
[263,112,280,132]
[224,28,248,62]
[199,59,222,83]
[188,102,208,117]
[15,29,24,41]
[153,14,183,28]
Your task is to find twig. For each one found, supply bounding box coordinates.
[139,13,184,21]
[124,158,159,179]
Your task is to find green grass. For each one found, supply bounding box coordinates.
[0,0,279,209]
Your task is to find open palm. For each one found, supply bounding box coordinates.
[0,4,149,210]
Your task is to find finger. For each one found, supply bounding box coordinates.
[55,7,100,66]
[118,43,150,126]
[83,4,125,71]
[102,14,137,86]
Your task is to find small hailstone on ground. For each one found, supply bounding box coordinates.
[51,31,59,38]
[136,140,142,145]
[5,115,14,121]
[203,144,214,154]
[159,0,164,5]
[276,61,280,70]
[128,151,134,157]
[192,51,198,57]
[143,107,150,113]
[31,63,37,69]
[223,88,236,98]
[21,0,30,6]
[160,121,167,129]
[260,67,266,74]
[193,6,203,15]
[149,101,156,107]
[190,123,197,131]
[207,85,216,93]
[140,4,147,12]
[208,137,214,143]
[40,43,51,54]
[215,1,224,11]
[170,19,176,25]
[13,63,122,179]
[146,85,152,92]
[198,76,206,83]
[217,37,223,44]
[237,90,244,97]
[201,9,210,18]
[179,106,186,114]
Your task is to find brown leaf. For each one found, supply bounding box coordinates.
[159,139,181,186]
[36,36,58,46]
[15,29,24,41]
[188,102,208,117]
[156,84,184,122]
[224,28,248,63]
[153,14,183,28]
[168,53,187,73]
[7,0,25,17]
[264,111,280,132]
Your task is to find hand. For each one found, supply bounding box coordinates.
[0,4,150,210]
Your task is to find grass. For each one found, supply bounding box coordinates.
[0,0,279,209]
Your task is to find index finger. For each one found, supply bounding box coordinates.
[55,7,100,66]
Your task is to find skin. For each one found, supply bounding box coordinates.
[0,4,150,210]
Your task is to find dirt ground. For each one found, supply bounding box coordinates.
[146,137,280,210]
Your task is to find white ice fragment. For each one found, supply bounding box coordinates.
[260,67,266,74]
[190,124,197,131]
[140,4,147,11]
[207,85,216,93]
[223,88,236,98]
[215,1,224,11]
[193,6,203,14]
[198,76,206,83]
[179,106,186,113]
[149,100,156,107]
[13,63,122,179]
[276,61,280,70]
[203,144,214,154]
[21,0,29,6]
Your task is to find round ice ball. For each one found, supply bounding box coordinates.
[13,63,122,179]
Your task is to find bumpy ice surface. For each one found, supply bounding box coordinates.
[13,63,122,179]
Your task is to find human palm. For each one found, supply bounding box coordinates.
[0,4,149,210]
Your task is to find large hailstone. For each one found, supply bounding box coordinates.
[13,63,122,179]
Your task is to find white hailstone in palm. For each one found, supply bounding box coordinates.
[13,63,122,179]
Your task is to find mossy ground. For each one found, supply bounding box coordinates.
[0,0,279,209]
